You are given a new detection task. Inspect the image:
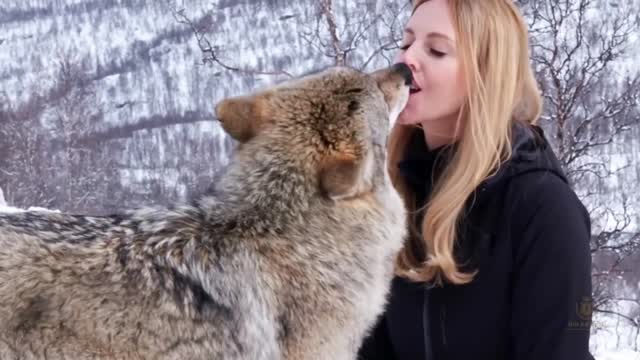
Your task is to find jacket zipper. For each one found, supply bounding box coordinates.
[423,286,434,360]
[440,305,447,347]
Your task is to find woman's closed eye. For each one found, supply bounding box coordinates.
[399,41,448,58]
[429,48,446,57]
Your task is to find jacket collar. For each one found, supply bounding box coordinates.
[397,128,456,192]
[397,122,567,205]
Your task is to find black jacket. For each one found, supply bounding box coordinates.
[358,123,594,360]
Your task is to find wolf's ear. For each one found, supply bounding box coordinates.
[319,152,372,201]
[215,95,271,142]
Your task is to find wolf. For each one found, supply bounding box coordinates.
[0,63,412,359]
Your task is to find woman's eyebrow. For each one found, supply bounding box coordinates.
[427,32,453,42]
[405,28,453,42]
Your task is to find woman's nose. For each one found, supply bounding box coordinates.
[397,48,419,73]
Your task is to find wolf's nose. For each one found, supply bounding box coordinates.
[392,62,413,86]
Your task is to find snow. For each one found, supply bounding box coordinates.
[0,202,56,213]
[596,350,640,360]
[0,203,59,213]
[0,187,59,213]
[592,312,640,359]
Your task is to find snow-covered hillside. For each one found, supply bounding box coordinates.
[0,0,408,210]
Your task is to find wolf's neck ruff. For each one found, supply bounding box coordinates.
[207,144,315,228]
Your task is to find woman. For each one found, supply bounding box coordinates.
[358,0,594,359]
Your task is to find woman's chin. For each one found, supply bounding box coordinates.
[397,111,421,126]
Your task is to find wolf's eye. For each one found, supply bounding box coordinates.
[345,88,364,94]
[348,100,360,114]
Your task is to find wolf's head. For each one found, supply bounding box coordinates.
[215,64,411,201]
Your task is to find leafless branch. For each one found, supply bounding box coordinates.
[169,3,293,78]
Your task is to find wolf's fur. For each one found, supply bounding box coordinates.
[0,65,410,359]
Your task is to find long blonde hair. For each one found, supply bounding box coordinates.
[389,0,542,285]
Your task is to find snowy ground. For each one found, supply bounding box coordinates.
[0,194,638,358]
[592,313,640,359]
[0,191,58,213]
[591,282,640,360]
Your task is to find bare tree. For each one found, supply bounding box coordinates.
[299,0,409,70]
[44,52,118,213]
[167,1,294,78]
[170,0,409,76]
[0,53,117,214]
[0,91,54,208]
[517,0,640,339]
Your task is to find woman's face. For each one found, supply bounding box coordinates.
[394,0,466,146]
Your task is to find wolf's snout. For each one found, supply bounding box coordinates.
[391,63,412,86]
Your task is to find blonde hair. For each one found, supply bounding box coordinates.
[389,0,542,285]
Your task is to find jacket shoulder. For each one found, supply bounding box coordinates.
[506,169,589,225]
[504,169,591,272]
